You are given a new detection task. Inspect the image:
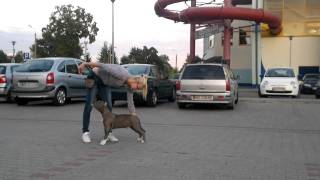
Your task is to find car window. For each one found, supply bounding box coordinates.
[182,65,225,80]
[124,65,149,76]
[0,66,5,74]
[150,66,159,78]
[304,74,320,80]
[57,61,66,73]
[265,68,295,77]
[66,60,79,74]
[15,60,54,72]
[11,65,20,72]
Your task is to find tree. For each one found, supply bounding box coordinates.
[98,42,118,64]
[14,51,24,63]
[123,46,173,78]
[0,50,8,63]
[31,4,99,58]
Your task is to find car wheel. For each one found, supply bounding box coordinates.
[146,90,157,107]
[16,97,28,106]
[6,91,14,103]
[316,94,320,99]
[227,99,235,110]
[168,88,176,102]
[53,88,66,106]
[258,88,267,98]
[235,92,239,104]
[177,103,186,109]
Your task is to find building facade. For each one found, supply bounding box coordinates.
[203,0,320,86]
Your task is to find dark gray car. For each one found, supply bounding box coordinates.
[12,57,87,105]
[0,63,21,102]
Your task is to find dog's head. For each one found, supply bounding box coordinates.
[93,100,108,113]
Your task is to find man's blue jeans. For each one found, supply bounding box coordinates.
[82,84,112,133]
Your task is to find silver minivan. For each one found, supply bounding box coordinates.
[12,57,87,105]
[176,63,239,109]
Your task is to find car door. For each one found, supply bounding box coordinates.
[65,60,85,97]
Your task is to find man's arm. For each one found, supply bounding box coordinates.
[126,90,136,115]
[78,62,102,74]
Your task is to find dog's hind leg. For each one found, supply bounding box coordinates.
[130,126,145,143]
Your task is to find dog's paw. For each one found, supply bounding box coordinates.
[100,139,108,145]
[137,137,145,144]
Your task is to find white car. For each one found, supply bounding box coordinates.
[259,67,299,98]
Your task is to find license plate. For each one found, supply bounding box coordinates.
[18,82,38,88]
[272,87,285,91]
[192,95,213,101]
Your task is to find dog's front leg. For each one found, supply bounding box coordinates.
[100,127,112,145]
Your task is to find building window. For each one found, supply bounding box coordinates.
[239,27,251,45]
[209,35,215,48]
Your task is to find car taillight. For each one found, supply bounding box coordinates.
[0,75,6,84]
[226,79,231,91]
[46,72,55,85]
[176,80,181,91]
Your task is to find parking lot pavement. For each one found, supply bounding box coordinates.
[0,90,320,180]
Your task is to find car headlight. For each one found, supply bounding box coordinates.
[290,81,297,88]
[262,81,268,86]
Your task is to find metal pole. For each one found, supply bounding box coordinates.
[190,0,196,63]
[34,32,37,58]
[111,0,115,64]
[11,41,16,63]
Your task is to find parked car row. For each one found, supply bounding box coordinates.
[1,59,319,108]
[1,59,177,107]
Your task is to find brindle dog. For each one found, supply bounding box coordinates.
[93,101,146,145]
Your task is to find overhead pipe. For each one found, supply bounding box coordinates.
[155,0,281,35]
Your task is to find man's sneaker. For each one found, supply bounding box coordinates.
[82,132,91,143]
[107,133,119,142]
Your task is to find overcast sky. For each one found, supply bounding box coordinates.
[0,0,205,68]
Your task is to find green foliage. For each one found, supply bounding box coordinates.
[31,4,99,58]
[121,46,173,78]
[14,51,24,63]
[98,42,118,64]
[0,50,8,63]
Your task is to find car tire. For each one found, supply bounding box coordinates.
[168,88,176,102]
[6,91,14,103]
[235,92,239,104]
[16,97,28,106]
[316,94,320,99]
[258,88,267,98]
[177,103,186,109]
[227,99,235,110]
[53,88,67,106]
[146,90,157,107]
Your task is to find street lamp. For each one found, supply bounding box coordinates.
[11,41,16,63]
[28,25,37,58]
[110,0,115,64]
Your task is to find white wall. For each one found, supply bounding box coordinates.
[261,36,320,73]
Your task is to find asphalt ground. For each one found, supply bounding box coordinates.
[0,88,319,180]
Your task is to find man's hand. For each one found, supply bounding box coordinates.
[131,112,138,116]
[78,62,88,74]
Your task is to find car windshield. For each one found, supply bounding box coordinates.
[182,65,225,80]
[0,66,5,74]
[124,65,149,76]
[15,60,54,72]
[304,74,320,80]
[265,68,295,77]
